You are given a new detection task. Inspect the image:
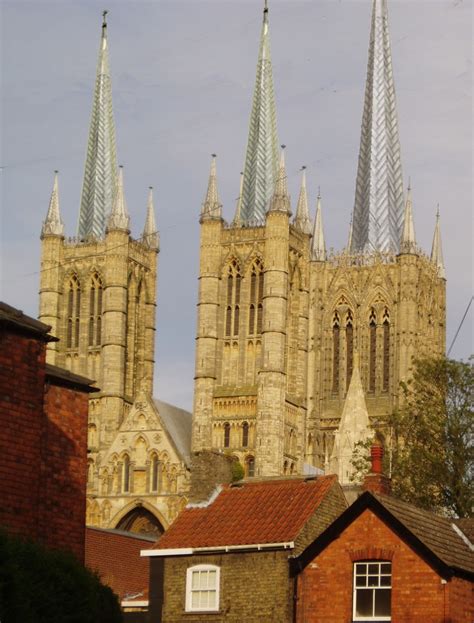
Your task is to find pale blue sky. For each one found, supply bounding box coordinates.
[1,0,472,409]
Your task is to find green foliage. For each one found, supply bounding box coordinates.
[389,356,473,518]
[231,460,245,482]
[0,530,123,623]
[350,438,373,484]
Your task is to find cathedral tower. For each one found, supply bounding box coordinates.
[38,15,192,534]
[191,0,446,479]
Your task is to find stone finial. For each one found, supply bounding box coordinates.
[107,166,130,232]
[400,182,417,253]
[201,154,222,221]
[430,206,445,279]
[268,146,290,214]
[143,187,159,250]
[232,172,244,227]
[294,167,312,234]
[311,189,326,261]
[41,170,65,238]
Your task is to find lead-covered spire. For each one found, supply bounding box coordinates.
[311,190,326,261]
[77,11,118,239]
[240,1,279,225]
[431,207,445,279]
[351,0,404,253]
[201,154,222,221]
[400,182,416,253]
[41,171,64,238]
[294,167,312,234]
[143,187,159,250]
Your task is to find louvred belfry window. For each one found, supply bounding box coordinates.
[225,260,241,337]
[346,310,354,390]
[88,273,103,347]
[67,275,81,349]
[369,309,377,392]
[382,309,390,392]
[332,312,340,393]
[249,260,264,335]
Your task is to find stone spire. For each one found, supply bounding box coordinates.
[41,171,64,238]
[143,187,159,250]
[351,0,404,253]
[201,154,222,221]
[107,166,130,231]
[232,172,245,227]
[431,206,445,279]
[240,1,279,225]
[329,353,372,484]
[311,189,326,261]
[294,167,312,234]
[268,146,290,214]
[400,182,416,253]
[77,11,118,239]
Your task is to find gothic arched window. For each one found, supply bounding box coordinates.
[88,273,103,347]
[242,422,249,448]
[122,455,131,493]
[249,260,264,335]
[225,261,241,337]
[369,308,377,392]
[346,310,354,390]
[382,309,390,392]
[332,312,340,393]
[150,454,160,492]
[246,455,255,477]
[223,423,230,448]
[67,275,81,349]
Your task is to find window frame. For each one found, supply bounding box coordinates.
[185,564,220,613]
[353,561,391,622]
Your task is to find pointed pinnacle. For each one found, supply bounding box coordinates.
[400,183,417,253]
[143,186,159,250]
[347,215,354,254]
[201,154,222,221]
[269,146,290,214]
[232,172,245,227]
[294,167,312,234]
[42,170,64,238]
[311,191,326,261]
[107,166,130,231]
[431,207,445,279]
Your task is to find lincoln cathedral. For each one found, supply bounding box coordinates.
[38,1,445,535]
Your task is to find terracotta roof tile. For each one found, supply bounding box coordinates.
[155,476,337,549]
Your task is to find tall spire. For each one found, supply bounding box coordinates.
[400,182,417,253]
[294,167,312,234]
[329,353,373,484]
[143,187,159,250]
[311,189,326,261]
[240,1,279,225]
[351,0,404,253]
[77,11,118,239]
[41,171,64,238]
[268,146,290,214]
[201,154,222,221]
[107,166,130,231]
[431,206,445,279]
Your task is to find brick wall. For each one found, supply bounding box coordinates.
[86,527,153,601]
[295,508,474,623]
[0,328,46,540]
[40,381,89,559]
[157,551,293,623]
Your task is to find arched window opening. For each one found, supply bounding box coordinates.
[233,306,240,336]
[223,423,230,448]
[249,261,264,336]
[225,261,241,338]
[150,455,160,492]
[67,275,81,349]
[88,273,103,347]
[283,460,288,475]
[122,455,131,493]
[383,309,390,392]
[225,306,232,337]
[332,312,340,393]
[246,455,255,477]
[249,305,255,333]
[242,422,249,447]
[257,304,263,334]
[369,308,377,392]
[346,310,354,390]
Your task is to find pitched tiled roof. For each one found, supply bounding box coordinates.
[454,518,474,544]
[155,476,338,550]
[154,399,192,466]
[374,493,474,575]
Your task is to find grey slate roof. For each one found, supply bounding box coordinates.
[154,399,192,467]
[0,302,57,342]
[374,493,474,575]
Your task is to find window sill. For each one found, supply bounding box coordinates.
[184,611,222,616]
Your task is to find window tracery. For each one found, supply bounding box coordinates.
[66,275,81,349]
[88,273,103,347]
[225,260,241,337]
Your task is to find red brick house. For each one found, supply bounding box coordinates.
[0,302,97,561]
[291,491,474,623]
[141,475,347,622]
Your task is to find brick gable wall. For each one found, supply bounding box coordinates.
[295,508,474,623]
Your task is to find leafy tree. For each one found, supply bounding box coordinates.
[389,356,473,517]
[0,530,123,623]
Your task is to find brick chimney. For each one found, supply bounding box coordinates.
[188,451,236,504]
[362,442,391,495]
